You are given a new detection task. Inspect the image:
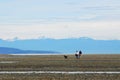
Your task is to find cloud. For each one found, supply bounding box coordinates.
[0,0,120,40]
[0,20,120,40]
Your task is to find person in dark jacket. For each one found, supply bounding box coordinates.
[78,50,82,58]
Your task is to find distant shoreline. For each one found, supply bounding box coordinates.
[0,53,119,56]
[10,53,65,55]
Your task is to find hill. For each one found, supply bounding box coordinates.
[0,47,59,54]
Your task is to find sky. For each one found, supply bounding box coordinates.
[0,0,120,40]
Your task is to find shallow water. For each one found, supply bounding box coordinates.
[0,71,120,74]
[0,61,18,63]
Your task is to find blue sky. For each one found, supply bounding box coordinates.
[0,0,120,40]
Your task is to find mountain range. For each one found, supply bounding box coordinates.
[0,37,120,54]
[0,47,59,54]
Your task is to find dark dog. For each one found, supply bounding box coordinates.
[64,55,68,59]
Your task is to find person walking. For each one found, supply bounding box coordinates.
[78,50,82,59]
[75,51,79,59]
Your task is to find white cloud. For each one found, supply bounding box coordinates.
[0,0,120,40]
[0,20,120,40]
